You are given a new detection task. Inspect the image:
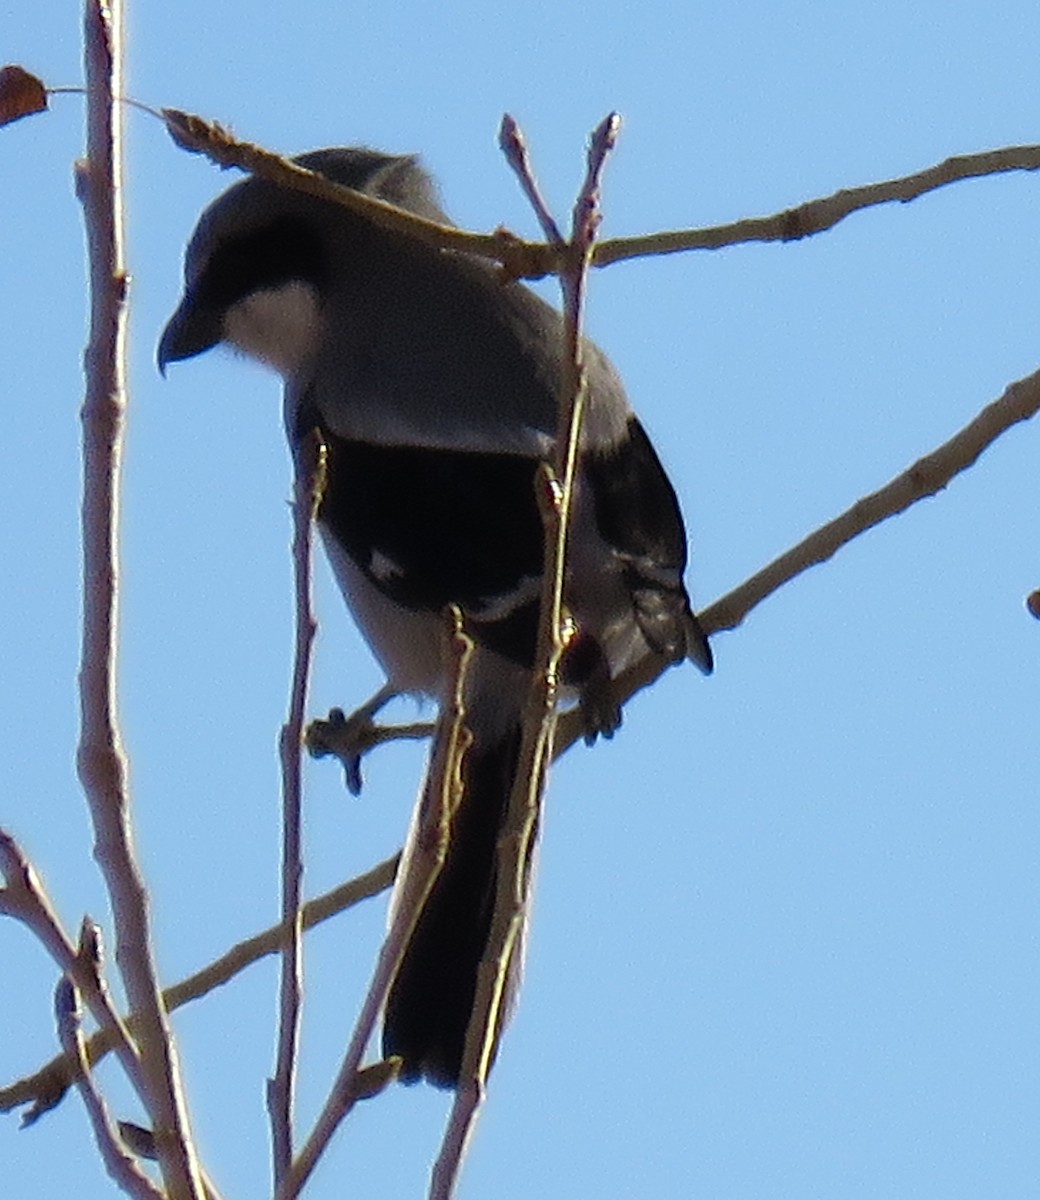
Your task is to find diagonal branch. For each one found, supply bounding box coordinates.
[163,109,1040,278]
[698,366,1040,635]
[1,855,398,1117]
[55,927,167,1200]
[0,830,147,1122]
[161,109,534,271]
[555,363,1040,748]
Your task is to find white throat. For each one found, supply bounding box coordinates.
[223,281,322,377]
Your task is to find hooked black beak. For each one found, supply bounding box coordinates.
[157,293,223,376]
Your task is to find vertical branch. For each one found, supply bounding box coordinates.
[268,431,325,1186]
[77,2,204,1197]
[431,114,621,1200]
[277,616,473,1200]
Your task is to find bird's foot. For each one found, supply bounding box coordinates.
[306,690,434,795]
[560,629,623,744]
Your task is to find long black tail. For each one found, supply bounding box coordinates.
[383,725,523,1088]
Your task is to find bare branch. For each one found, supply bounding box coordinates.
[76,5,203,1194]
[553,364,1040,750]
[499,114,564,244]
[278,617,474,1200]
[56,963,166,1200]
[161,108,546,278]
[0,829,147,1122]
[162,110,1040,281]
[699,367,1040,635]
[592,143,1040,265]
[1,855,397,1115]
[432,113,622,1200]
[268,430,325,1185]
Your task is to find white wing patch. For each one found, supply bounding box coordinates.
[369,549,405,585]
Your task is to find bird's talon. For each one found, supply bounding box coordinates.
[345,755,364,796]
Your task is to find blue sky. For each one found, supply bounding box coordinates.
[2,2,1038,1197]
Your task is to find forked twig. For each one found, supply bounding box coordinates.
[276,614,474,1200]
[429,112,621,1200]
[1,855,398,1117]
[0,831,144,1123]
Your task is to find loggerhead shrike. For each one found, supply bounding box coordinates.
[159,147,712,1089]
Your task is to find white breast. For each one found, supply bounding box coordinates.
[223,281,323,377]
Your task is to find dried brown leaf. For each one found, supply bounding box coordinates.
[0,65,48,127]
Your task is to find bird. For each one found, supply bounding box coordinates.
[159,146,712,1089]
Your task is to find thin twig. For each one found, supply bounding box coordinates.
[161,109,543,276]
[431,113,621,1200]
[56,969,167,1200]
[593,143,1040,266]
[47,83,166,121]
[0,830,145,1121]
[268,431,325,1186]
[499,114,564,244]
[553,364,1040,750]
[278,616,474,1200]
[162,110,1040,278]
[118,1125,227,1200]
[1,855,398,1116]
[699,366,1040,634]
[77,5,203,1195]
